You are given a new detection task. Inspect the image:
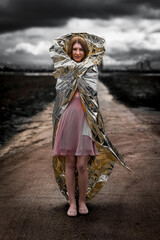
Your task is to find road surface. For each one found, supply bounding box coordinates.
[0,81,159,240]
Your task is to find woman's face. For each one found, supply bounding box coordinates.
[72,42,85,62]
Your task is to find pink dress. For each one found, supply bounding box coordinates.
[52,90,98,156]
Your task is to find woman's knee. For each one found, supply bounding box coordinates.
[66,156,76,170]
[77,157,88,174]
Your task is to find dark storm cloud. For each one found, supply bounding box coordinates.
[0,0,160,34]
[122,0,160,8]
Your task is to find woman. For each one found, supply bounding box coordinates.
[49,32,130,217]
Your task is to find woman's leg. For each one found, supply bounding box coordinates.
[65,155,76,210]
[76,155,88,210]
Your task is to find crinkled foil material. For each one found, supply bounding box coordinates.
[49,32,130,201]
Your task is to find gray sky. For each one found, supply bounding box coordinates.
[0,0,160,68]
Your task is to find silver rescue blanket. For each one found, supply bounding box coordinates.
[49,32,130,201]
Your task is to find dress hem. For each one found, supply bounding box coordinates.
[53,150,99,156]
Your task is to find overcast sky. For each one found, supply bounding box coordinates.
[0,0,160,68]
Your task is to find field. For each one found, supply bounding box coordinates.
[99,71,160,110]
[0,73,56,145]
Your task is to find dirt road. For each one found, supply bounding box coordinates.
[0,81,159,240]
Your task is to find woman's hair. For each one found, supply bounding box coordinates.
[66,36,89,61]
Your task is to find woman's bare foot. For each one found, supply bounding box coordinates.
[67,208,77,217]
[67,201,77,217]
[68,202,77,211]
[78,201,89,214]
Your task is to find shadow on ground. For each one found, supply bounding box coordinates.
[1,200,158,240]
